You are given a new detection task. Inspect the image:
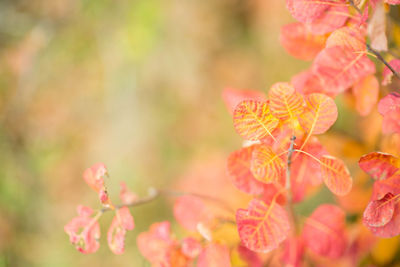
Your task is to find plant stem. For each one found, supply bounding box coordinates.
[286,136,298,232]
[100,188,234,214]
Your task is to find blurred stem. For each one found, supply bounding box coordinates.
[100,188,234,214]
[286,136,298,233]
[348,0,400,80]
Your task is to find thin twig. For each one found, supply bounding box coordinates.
[286,136,298,231]
[100,188,235,214]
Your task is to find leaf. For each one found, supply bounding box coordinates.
[282,237,304,267]
[107,207,135,254]
[359,152,400,180]
[137,221,176,265]
[291,70,328,96]
[326,26,366,51]
[366,203,400,238]
[320,155,352,196]
[378,93,400,115]
[173,195,212,231]
[181,237,202,259]
[236,198,290,253]
[363,192,396,227]
[250,145,285,184]
[367,1,388,51]
[302,204,347,259]
[352,75,379,116]
[83,163,107,193]
[197,243,232,267]
[378,93,400,134]
[280,22,326,61]
[299,93,338,135]
[222,88,267,115]
[291,137,327,202]
[233,100,279,141]
[382,59,400,85]
[64,206,101,254]
[305,1,349,35]
[119,182,138,205]
[312,45,376,95]
[268,82,304,121]
[227,145,268,195]
[286,0,333,24]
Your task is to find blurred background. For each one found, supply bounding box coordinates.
[0,0,312,266]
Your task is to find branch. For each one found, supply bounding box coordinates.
[286,136,297,231]
[100,188,235,214]
[347,0,400,79]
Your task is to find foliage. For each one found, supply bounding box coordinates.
[62,0,400,266]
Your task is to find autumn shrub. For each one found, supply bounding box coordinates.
[64,0,400,266]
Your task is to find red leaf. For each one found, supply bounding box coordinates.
[107,207,135,254]
[64,205,100,254]
[312,45,375,95]
[236,199,290,253]
[280,22,326,61]
[286,0,333,24]
[302,204,347,259]
[227,145,267,195]
[359,152,400,180]
[181,237,202,258]
[137,221,176,264]
[222,88,267,115]
[282,237,304,267]
[366,202,400,238]
[173,195,212,231]
[83,163,107,193]
[291,70,327,96]
[291,138,327,202]
[197,243,231,267]
[233,100,279,141]
[363,192,396,227]
[378,93,400,134]
[305,2,349,35]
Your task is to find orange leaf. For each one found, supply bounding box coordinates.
[268,82,304,121]
[320,155,352,196]
[302,204,347,259]
[359,152,400,180]
[280,22,326,61]
[299,93,338,135]
[236,199,290,253]
[227,145,268,195]
[352,75,379,116]
[250,145,285,184]
[233,100,279,141]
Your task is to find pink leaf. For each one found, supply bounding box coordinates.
[302,204,347,259]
